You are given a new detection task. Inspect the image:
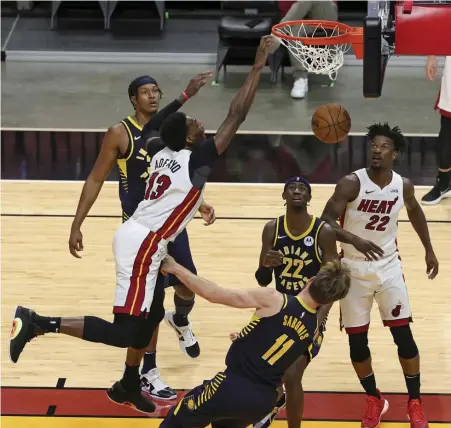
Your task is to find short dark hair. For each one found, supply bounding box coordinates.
[160,112,188,152]
[308,260,351,305]
[366,122,406,153]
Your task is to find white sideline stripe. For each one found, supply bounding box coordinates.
[0,127,440,138]
[0,179,433,190]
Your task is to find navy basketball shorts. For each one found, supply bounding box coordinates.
[160,371,278,428]
[165,229,197,288]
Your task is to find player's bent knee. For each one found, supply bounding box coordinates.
[390,325,418,359]
[174,285,194,300]
[348,331,371,363]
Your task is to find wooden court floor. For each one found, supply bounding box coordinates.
[1,181,451,427]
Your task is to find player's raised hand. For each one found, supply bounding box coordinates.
[229,332,239,342]
[184,71,213,98]
[69,227,84,258]
[263,250,283,267]
[198,202,216,226]
[350,236,384,261]
[161,255,178,276]
[425,250,439,279]
[425,55,438,81]
[253,35,276,70]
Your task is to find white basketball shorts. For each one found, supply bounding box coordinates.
[112,218,168,316]
[340,255,412,333]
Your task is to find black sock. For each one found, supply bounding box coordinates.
[173,294,194,327]
[141,352,157,375]
[359,373,380,398]
[32,314,61,333]
[121,364,140,391]
[405,373,421,401]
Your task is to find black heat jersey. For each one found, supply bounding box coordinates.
[117,116,151,221]
[225,295,318,387]
[272,215,324,296]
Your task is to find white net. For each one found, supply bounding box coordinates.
[273,22,353,80]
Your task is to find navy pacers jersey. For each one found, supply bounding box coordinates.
[273,215,324,296]
[117,116,151,221]
[225,295,318,387]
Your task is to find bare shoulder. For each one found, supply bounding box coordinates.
[334,173,360,200]
[319,222,336,241]
[263,219,277,233]
[402,176,415,198]
[255,288,285,316]
[104,122,127,145]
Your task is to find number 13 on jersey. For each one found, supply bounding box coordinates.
[144,172,172,200]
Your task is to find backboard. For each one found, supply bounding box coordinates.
[363,0,451,98]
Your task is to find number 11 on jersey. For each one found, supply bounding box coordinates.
[262,334,294,365]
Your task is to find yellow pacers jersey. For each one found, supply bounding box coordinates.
[117,116,152,221]
[225,295,318,387]
[272,215,324,295]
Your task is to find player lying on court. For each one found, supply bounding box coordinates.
[68,71,215,400]
[10,36,275,414]
[158,255,351,428]
[252,176,338,428]
[321,123,439,428]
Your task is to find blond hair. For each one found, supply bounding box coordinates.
[309,260,351,305]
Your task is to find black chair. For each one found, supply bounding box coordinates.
[107,1,165,36]
[215,1,280,82]
[50,1,109,30]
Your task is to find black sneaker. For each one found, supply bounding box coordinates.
[107,381,156,414]
[421,183,451,205]
[9,306,39,363]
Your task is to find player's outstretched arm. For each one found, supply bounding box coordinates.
[321,175,384,261]
[69,124,122,258]
[255,220,280,286]
[213,36,274,155]
[141,71,212,136]
[161,255,282,310]
[403,177,439,279]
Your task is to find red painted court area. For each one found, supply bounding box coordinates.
[2,387,450,423]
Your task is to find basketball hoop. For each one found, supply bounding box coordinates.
[271,20,363,80]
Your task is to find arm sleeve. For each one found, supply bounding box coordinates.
[188,137,220,188]
[141,99,183,138]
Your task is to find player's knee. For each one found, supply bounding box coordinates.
[174,285,194,300]
[390,325,418,360]
[348,331,371,363]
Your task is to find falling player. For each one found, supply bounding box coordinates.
[159,255,351,428]
[10,36,276,414]
[67,72,214,400]
[322,123,439,428]
[253,176,338,428]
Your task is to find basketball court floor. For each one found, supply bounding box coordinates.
[2,180,451,427]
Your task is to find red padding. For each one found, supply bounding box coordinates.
[395,2,451,55]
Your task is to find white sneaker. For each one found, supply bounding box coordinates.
[140,368,177,400]
[164,310,200,358]
[290,78,308,99]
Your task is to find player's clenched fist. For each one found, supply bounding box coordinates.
[263,250,283,268]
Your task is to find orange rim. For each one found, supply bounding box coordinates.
[271,20,364,58]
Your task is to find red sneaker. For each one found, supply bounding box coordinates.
[361,390,389,428]
[408,399,429,428]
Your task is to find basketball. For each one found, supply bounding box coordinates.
[311,104,351,144]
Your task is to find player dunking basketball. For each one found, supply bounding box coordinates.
[10,36,275,414]
[253,176,338,428]
[322,123,439,428]
[159,255,351,428]
[67,72,214,400]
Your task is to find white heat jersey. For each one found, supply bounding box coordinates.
[438,56,451,113]
[131,147,204,241]
[340,168,404,261]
